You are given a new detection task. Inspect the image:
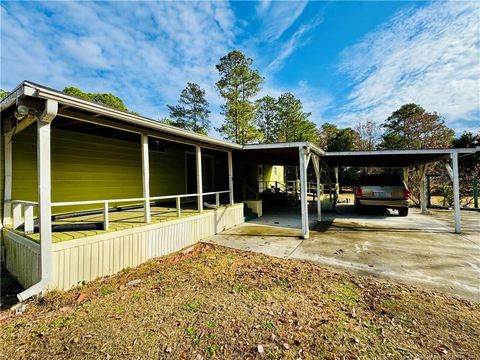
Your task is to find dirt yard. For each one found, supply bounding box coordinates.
[1,243,479,359]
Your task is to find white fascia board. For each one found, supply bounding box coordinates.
[243,142,325,155]
[323,148,479,156]
[22,81,242,150]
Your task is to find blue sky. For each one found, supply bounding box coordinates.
[1,1,479,137]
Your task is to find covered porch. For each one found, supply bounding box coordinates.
[1,82,244,298]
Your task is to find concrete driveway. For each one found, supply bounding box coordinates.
[206,205,480,302]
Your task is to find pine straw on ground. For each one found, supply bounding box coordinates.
[1,243,479,360]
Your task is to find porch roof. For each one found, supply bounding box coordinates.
[1,81,243,151]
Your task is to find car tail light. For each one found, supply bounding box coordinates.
[355,187,363,198]
[403,189,410,200]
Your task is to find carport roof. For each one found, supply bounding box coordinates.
[322,148,479,168]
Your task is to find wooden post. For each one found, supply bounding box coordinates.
[299,146,309,239]
[13,203,22,229]
[141,134,151,223]
[24,205,34,234]
[103,202,109,231]
[228,151,234,205]
[37,117,53,284]
[452,152,461,233]
[196,146,203,213]
[3,134,12,226]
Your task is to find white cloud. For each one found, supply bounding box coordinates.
[336,1,480,133]
[257,0,308,41]
[0,1,235,132]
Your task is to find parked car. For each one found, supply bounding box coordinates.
[354,174,411,216]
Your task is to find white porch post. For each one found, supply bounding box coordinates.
[141,134,151,223]
[3,133,12,226]
[299,146,309,239]
[419,164,428,214]
[228,151,234,205]
[403,167,409,186]
[196,145,203,213]
[312,155,322,222]
[452,152,461,233]
[16,99,57,302]
[37,116,53,288]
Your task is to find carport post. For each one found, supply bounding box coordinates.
[312,155,322,222]
[196,146,203,213]
[299,146,309,239]
[334,167,339,205]
[452,152,461,233]
[403,168,409,186]
[419,164,428,214]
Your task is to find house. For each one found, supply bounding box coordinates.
[1,81,476,301]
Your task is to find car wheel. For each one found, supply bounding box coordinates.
[398,208,409,217]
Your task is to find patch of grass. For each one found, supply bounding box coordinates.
[186,326,200,345]
[231,284,245,294]
[260,319,275,330]
[206,344,218,357]
[99,286,114,296]
[206,320,216,328]
[183,301,200,313]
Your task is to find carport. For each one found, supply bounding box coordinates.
[236,142,325,239]
[236,145,478,238]
[323,148,479,234]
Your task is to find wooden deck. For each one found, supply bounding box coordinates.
[13,204,214,243]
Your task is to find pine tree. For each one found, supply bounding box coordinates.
[255,95,279,143]
[216,50,263,144]
[276,92,316,143]
[167,83,211,135]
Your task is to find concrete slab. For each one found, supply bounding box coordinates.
[206,205,480,302]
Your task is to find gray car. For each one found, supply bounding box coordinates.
[354,174,411,216]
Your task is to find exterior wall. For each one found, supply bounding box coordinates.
[263,165,284,184]
[3,203,243,291]
[11,124,186,214]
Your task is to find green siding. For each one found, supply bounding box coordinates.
[11,124,186,215]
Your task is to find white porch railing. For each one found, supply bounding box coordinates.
[11,200,38,234]
[9,190,232,233]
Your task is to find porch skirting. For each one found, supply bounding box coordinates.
[3,203,244,291]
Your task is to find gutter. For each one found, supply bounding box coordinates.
[17,99,58,302]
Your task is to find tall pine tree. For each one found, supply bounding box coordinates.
[167,83,211,135]
[255,95,279,143]
[216,50,263,144]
